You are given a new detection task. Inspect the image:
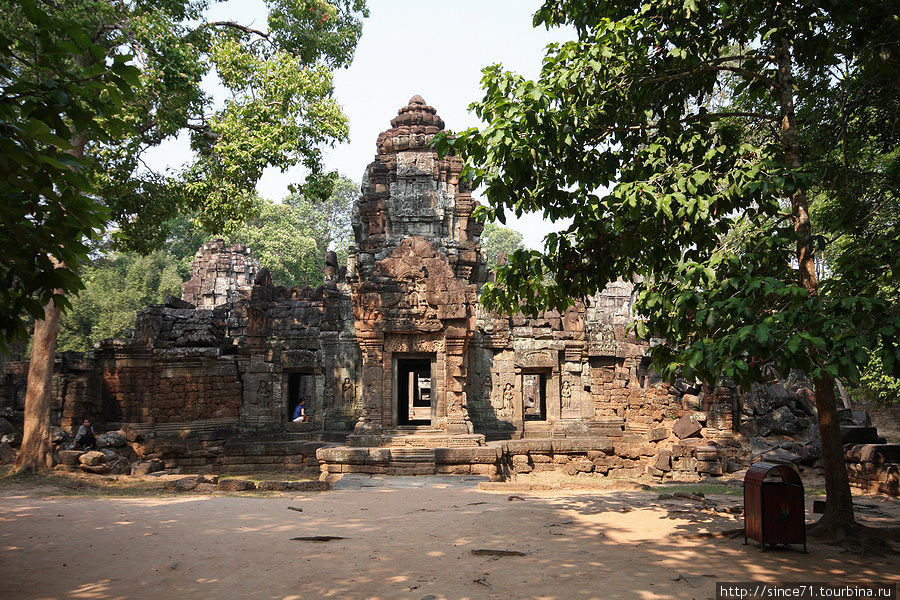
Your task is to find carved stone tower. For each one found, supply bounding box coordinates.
[348,96,484,445]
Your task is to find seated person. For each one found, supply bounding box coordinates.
[74,419,96,450]
[291,401,306,423]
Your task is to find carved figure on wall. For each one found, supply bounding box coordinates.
[324,379,336,408]
[257,380,271,410]
[481,375,492,403]
[342,377,356,407]
[364,379,379,410]
[562,380,573,410]
[501,382,514,414]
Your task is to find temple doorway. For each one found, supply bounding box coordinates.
[395,356,434,425]
[522,372,547,421]
[286,372,315,422]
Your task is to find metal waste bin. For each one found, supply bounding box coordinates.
[743,462,807,551]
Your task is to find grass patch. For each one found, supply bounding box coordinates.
[217,472,317,483]
[652,483,744,497]
[0,467,167,498]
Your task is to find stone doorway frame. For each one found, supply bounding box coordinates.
[392,353,436,426]
[283,369,317,424]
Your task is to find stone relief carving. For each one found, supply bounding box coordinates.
[561,380,572,410]
[323,378,336,409]
[480,375,492,404]
[342,377,356,409]
[592,324,616,354]
[497,382,515,417]
[257,380,271,410]
[283,350,317,368]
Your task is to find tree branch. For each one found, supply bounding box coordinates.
[203,21,269,39]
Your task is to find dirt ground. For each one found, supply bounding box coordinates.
[0,474,897,600]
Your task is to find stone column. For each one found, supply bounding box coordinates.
[354,336,384,436]
[445,337,474,435]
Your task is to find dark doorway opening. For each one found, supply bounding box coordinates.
[396,357,433,425]
[522,372,547,421]
[287,372,314,422]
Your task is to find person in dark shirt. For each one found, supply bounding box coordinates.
[291,399,310,422]
[74,419,96,450]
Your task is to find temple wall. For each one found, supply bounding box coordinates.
[96,349,242,425]
[7,95,889,490]
[182,239,257,309]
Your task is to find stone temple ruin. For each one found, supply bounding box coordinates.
[0,96,897,494]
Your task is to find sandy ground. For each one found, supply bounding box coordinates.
[0,476,897,600]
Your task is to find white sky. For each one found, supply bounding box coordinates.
[144,0,574,249]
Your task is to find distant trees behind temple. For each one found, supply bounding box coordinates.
[58,253,184,352]
[57,177,359,352]
[225,175,357,287]
[480,223,525,272]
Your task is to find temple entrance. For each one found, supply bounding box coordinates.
[395,356,434,425]
[286,372,315,422]
[522,372,547,421]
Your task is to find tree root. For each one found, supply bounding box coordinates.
[807,516,899,556]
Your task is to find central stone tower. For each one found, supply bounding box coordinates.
[347,96,485,446]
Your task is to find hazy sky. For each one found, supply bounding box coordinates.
[145,0,574,249]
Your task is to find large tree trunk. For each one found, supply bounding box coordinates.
[811,377,856,536]
[14,128,86,474]
[775,37,857,533]
[13,296,61,473]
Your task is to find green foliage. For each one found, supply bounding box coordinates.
[283,174,356,264]
[80,0,368,249]
[0,0,139,349]
[225,176,356,287]
[58,174,356,349]
[480,223,525,271]
[0,0,367,348]
[436,0,899,390]
[57,253,183,351]
[225,198,322,287]
[856,341,900,407]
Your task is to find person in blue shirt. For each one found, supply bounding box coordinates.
[291,400,307,422]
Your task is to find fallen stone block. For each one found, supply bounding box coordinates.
[97,431,128,448]
[647,427,668,442]
[573,460,594,473]
[285,481,329,491]
[80,463,111,475]
[57,450,83,466]
[696,460,723,476]
[79,450,108,466]
[694,446,720,461]
[164,477,198,492]
[256,481,289,491]
[217,479,256,492]
[673,415,702,439]
[654,449,672,472]
[131,459,165,476]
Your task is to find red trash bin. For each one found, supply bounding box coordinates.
[743,462,807,552]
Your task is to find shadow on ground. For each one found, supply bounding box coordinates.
[0,475,897,600]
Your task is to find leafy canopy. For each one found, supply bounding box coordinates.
[0,1,139,347]
[436,0,899,389]
[226,175,356,287]
[0,0,367,348]
[58,252,184,352]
